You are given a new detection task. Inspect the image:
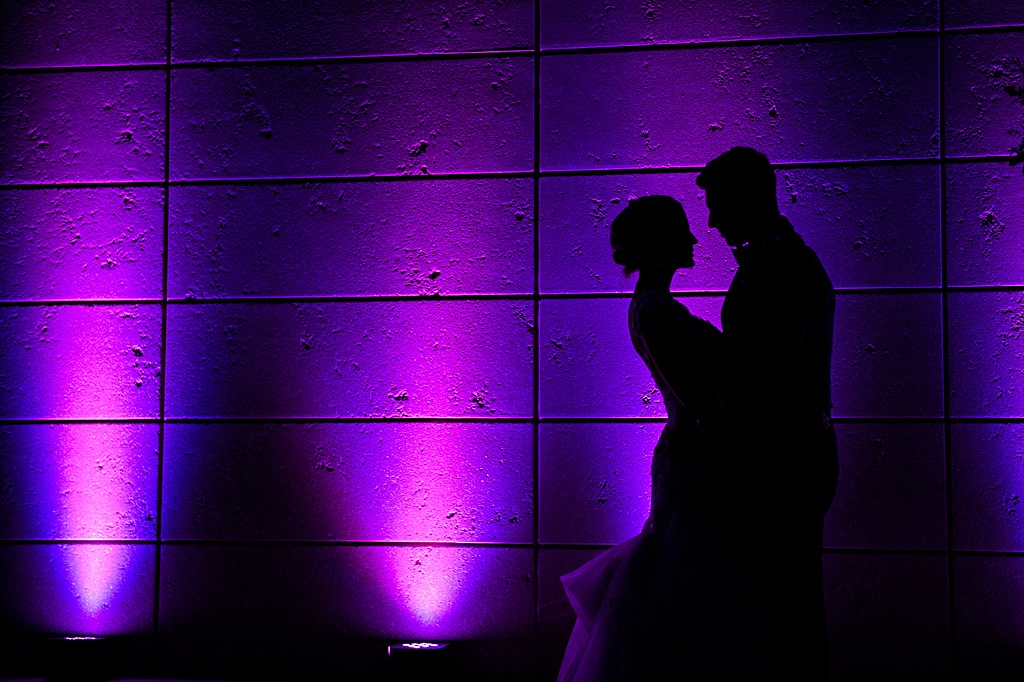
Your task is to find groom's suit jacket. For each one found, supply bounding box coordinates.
[719,214,838,682]
[720,214,838,527]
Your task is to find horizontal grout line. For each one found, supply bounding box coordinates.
[0,298,164,306]
[160,539,534,548]
[944,154,1023,164]
[4,538,1022,556]
[0,417,162,425]
[163,416,537,425]
[0,50,534,75]
[0,171,533,190]
[944,285,1024,293]
[540,27,945,56]
[544,23,1024,56]
[932,417,1024,423]
[1,155,1018,191]
[825,548,1024,557]
[541,416,957,423]
[0,539,536,549]
[943,23,1024,35]
[4,24,1021,75]
[534,544,951,553]
[5,416,1024,426]
[171,170,536,186]
[0,180,167,191]
[0,538,157,545]
[543,155,1019,177]
[165,293,536,304]
[170,48,535,69]
[542,291,725,299]
[837,287,942,295]
[0,416,535,425]
[830,416,946,423]
[0,61,168,74]
[2,286,1022,308]
[538,417,667,424]
[945,549,1024,558]
[545,546,1024,556]
[544,287,955,297]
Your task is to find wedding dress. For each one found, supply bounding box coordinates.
[557,287,766,681]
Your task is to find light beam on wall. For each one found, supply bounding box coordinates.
[57,426,139,617]
[31,309,157,630]
[383,426,476,629]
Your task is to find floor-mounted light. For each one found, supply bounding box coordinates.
[387,641,451,679]
[45,636,112,682]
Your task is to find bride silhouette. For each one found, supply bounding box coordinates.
[557,196,764,681]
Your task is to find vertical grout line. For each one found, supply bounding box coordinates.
[152,0,172,670]
[938,1,957,678]
[532,0,542,675]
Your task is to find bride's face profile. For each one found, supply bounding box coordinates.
[668,209,698,270]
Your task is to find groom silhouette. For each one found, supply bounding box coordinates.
[697,147,839,681]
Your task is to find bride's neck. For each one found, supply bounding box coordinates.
[636,267,674,293]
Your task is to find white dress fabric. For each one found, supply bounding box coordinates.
[557,289,767,682]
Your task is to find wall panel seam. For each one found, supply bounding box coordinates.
[5,23,1021,75]
[151,0,173,653]
[2,154,1017,191]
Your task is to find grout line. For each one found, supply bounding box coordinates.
[0,417,165,425]
[938,3,958,676]
[0,62,168,74]
[0,299,166,306]
[0,538,160,545]
[4,537,1022,556]
[0,172,534,190]
[5,285,1024,308]
[0,50,534,75]
[532,1,543,665]
[170,48,535,68]
[0,538,544,549]
[151,0,172,665]
[0,153,1017,191]
[535,26,1010,56]
[7,415,1024,426]
[4,23,1021,75]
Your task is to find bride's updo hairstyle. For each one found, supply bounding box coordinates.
[609,195,685,276]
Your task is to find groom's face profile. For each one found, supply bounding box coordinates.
[705,188,749,248]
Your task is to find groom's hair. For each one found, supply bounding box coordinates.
[696,147,778,214]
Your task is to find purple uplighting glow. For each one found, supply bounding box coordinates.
[386,545,475,630]
[0,543,155,636]
[0,306,161,419]
[379,423,529,628]
[3,0,1024,678]
[56,427,147,615]
[60,544,137,619]
[15,315,159,620]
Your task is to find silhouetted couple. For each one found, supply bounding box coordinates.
[558,147,840,681]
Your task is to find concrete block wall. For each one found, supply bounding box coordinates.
[1,1,1022,679]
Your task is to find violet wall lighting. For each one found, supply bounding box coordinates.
[1,0,1023,678]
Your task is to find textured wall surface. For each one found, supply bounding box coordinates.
[1,1,1023,679]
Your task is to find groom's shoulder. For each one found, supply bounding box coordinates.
[776,229,834,294]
